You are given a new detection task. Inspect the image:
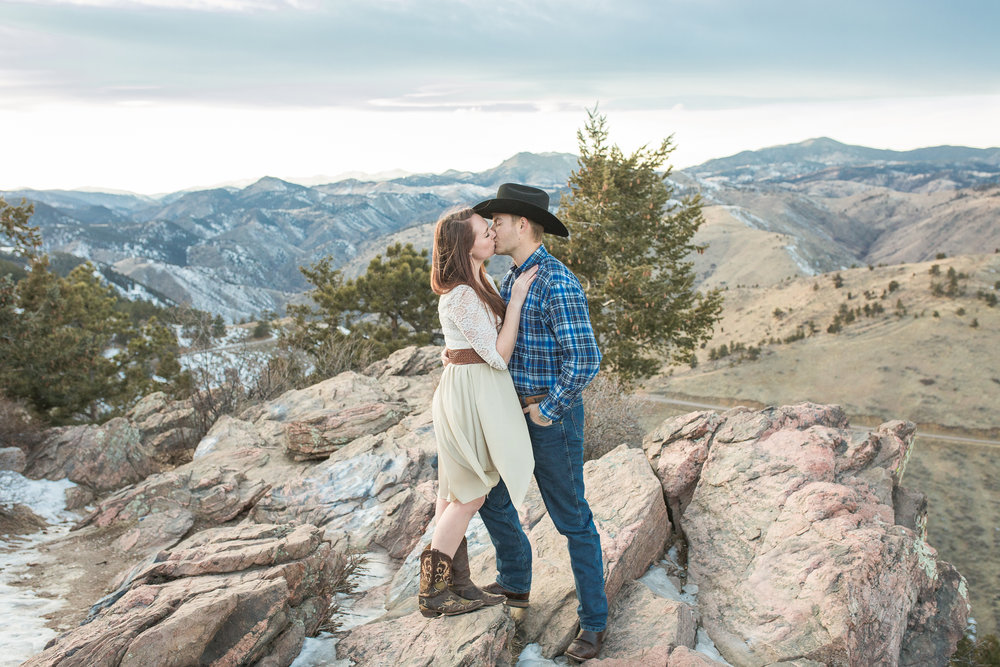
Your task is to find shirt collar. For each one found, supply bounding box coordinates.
[513,244,547,276]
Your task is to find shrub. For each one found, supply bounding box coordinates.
[0,394,45,457]
[252,320,272,339]
[317,549,368,634]
[582,373,644,462]
[950,632,1000,666]
[183,344,309,439]
[784,327,806,343]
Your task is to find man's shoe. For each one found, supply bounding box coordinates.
[450,538,505,606]
[563,629,606,662]
[481,582,530,608]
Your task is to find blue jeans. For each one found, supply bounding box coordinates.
[479,398,608,632]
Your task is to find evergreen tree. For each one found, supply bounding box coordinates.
[1,259,127,421]
[121,316,191,404]
[0,197,41,259]
[252,319,272,339]
[549,109,723,383]
[286,242,436,365]
[211,314,227,339]
[1,257,190,422]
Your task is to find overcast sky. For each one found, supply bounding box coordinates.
[2,0,999,194]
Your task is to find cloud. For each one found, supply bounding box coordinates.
[3,0,998,114]
[11,0,320,12]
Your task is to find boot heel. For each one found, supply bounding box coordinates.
[419,608,441,618]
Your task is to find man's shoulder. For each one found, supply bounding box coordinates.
[538,253,584,291]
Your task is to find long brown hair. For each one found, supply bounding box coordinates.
[431,207,506,321]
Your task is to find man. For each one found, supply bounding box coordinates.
[472,183,607,661]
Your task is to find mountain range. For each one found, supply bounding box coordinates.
[2,139,998,321]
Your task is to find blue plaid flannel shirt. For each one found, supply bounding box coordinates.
[499,245,602,422]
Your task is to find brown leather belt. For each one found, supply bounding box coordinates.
[518,393,547,408]
[445,348,486,365]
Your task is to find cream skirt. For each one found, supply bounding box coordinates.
[431,362,534,508]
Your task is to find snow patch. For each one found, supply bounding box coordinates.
[1,474,82,666]
[0,472,77,524]
[516,644,571,665]
[784,244,818,276]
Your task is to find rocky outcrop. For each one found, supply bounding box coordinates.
[76,445,272,554]
[644,403,969,667]
[28,419,161,493]
[125,391,201,465]
[283,400,407,461]
[26,392,199,493]
[592,574,699,665]
[11,351,968,667]
[0,445,27,472]
[363,344,443,379]
[336,605,515,666]
[504,444,670,657]
[24,524,338,667]
[252,410,438,558]
[376,444,669,659]
[237,371,411,455]
[73,372,431,557]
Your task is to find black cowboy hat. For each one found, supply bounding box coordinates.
[473,183,569,237]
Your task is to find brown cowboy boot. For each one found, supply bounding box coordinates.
[481,582,530,608]
[418,547,484,618]
[450,538,505,606]
[564,628,607,662]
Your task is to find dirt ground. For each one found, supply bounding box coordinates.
[4,521,136,634]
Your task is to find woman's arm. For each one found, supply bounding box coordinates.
[445,286,509,370]
[494,266,537,363]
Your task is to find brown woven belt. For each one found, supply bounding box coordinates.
[518,393,547,408]
[445,348,486,365]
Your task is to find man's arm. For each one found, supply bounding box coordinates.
[537,276,601,422]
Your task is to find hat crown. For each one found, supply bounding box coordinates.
[496,183,550,210]
[472,182,569,237]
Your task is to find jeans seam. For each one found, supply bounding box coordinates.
[498,505,530,594]
[563,420,584,525]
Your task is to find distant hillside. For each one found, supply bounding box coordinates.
[1,153,578,320]
[651,252,1000,433]
[4,138,1000,321]
[691,137,1000,185]
[680,138,1000,292]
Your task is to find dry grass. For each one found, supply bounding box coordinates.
[316,549,368,634]
[582,373,644,462]
[657,253,1000,432]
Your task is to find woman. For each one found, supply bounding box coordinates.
[420,207,537,618]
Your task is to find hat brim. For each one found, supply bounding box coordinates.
[473,198,569,238]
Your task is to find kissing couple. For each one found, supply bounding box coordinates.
[419,183,607,662]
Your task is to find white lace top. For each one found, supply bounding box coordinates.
[439,282,507,371]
